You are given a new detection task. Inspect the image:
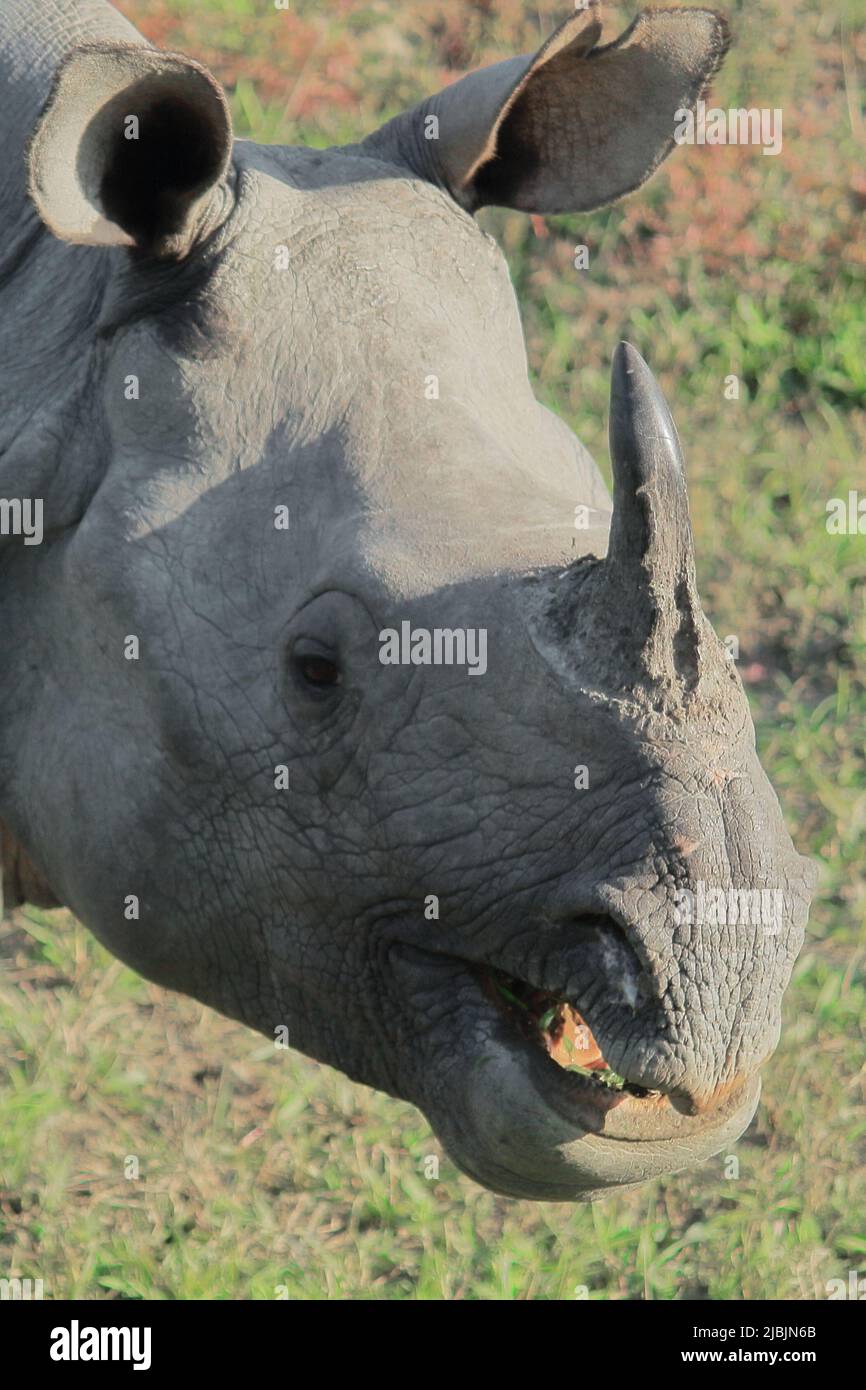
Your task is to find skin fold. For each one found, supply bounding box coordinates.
[0,0,815,1200]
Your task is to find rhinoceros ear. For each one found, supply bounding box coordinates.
[28,42,232,258]
[362,3,728,214]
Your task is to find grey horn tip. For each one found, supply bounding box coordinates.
[609,340,685,482]
[611,340,652,392]
[605,336,693,583]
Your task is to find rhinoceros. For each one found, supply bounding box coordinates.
[0,0,815,1201]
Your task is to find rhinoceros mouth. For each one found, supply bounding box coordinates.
[478,963,657,1102]
[469,956,757,1137]
[390,939,759,1198]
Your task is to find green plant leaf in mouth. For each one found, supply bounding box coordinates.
[565,1063,628,1091]
[494,981,530,1013]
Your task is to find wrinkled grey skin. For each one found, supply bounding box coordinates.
[0,0,815,1200]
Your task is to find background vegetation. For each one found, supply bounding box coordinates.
[1,0,864,1299]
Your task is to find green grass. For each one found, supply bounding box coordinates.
[1,0,864,1299]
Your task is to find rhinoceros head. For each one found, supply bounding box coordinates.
[1,2,816,1199]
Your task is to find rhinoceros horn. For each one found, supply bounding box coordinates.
[602,342,705,697]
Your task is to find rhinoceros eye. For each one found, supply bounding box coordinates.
[292,643,342,693]
[299,654,340,687]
